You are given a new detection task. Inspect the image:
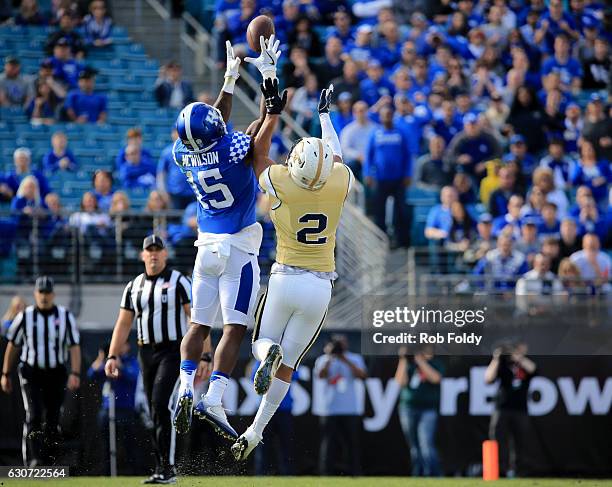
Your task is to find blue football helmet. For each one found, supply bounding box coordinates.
[176,102,227,152]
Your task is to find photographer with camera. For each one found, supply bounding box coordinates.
[485,342,537,477]
[394,344,444,477]
[314,334,367,476]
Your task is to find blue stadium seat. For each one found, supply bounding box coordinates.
[406,186,439,205]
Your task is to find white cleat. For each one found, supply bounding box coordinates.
[231,426,262,461]
[193,395,238,440]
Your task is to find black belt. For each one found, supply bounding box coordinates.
[138,340,179,351]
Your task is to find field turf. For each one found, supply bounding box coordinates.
[2,477,612,487]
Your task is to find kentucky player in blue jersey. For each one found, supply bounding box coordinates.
[172,36,285,441]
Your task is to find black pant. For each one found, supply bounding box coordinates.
[372,179,409,246]
[319,415,362,476]
[138,342,180,472]
[489,409,530,476]
[17,364,67,466]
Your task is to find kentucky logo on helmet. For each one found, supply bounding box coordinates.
[176,102,227,152]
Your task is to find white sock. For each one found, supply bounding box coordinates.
[180,369,195,392]
[252,377,290,437]
[252,338,275,362]
[204,373,229,405]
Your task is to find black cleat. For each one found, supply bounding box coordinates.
[254,343,283,395]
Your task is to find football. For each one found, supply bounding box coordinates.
[247,15,275,53]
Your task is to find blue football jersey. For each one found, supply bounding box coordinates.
[172,131,256,234]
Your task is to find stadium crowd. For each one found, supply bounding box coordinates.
[0,0,610,479]
[2,0,610,289]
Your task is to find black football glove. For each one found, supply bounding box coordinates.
[318,83,334,114]
[260,77,288,115]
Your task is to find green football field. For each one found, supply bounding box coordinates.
[3,477,612,487]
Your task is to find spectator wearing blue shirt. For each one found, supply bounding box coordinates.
[574,199,608,245]
[224,0,256,46]
[489,166,521,218]
[492,195,524,239]
[153,61,195,109]
[92,170,114,212]
[563,103,582,154]
[445,113,502,180]
[273,0,300,45]
[115,127,155,171]
[541,33,583,93]
[5,148,50,199]
[503,135,537,188]
[538,202,561,241]
[326,9,354,46]
[425,186,458,242]
[42,131,77,172]
[375,20,403,69]
[83,0,113,48]
[473,234,529,292]
[157,129,194,209]
[393,95,430,157]
[570,140,611,207]
[365,106,411,247]
[49,39,82,89]
[539,138,576,190]
[65,68,107,123]
[119,143,156,190]
[359,59,395,107]
[330,92,354,134]
[534,0,580,54]
[11,176,48,242]
[344,25,375,70]
[431,100,463,146]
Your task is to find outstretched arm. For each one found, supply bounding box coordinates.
[318,84,343,163]
[253,78,287,179]
[214,40,241,122]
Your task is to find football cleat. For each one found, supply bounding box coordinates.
[142,467,177,484]
[193,395,238,440]
[231,426,262,461]
[172,387,193,435]
[254,343,283,395]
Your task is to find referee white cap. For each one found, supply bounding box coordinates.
[143,234,166,250]
[35,275,54,293]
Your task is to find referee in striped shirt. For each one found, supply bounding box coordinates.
[1,276,81,466]
[105,235,210,485]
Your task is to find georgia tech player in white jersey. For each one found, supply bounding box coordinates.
[231,84,354,461]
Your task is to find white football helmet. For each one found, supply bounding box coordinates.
[286,137,334,191]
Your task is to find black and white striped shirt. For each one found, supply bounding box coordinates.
[6,305,80,369]
[121,267,191,346]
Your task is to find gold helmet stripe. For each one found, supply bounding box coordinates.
[309,139,324,189]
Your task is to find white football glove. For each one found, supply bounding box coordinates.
[224,40,241,80]
[244,34,281,80]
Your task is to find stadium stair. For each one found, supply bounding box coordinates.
[111,0,259,131]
